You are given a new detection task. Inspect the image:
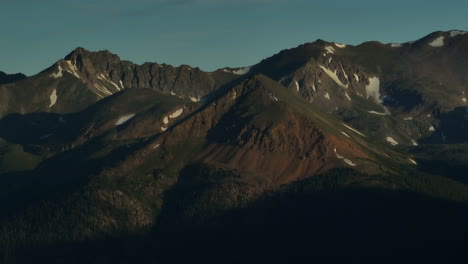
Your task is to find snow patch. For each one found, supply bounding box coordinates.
[49,89,57,107]
[325,46,335,54]
[353,73,359,82]
[341,65,349,81]
[334,43,346,48]
[342,123,366,137]
[312,84,316,92]
[368,110,386,116]
[343,159,356,166]
[161,126,167,132]
[169,108,184,119]
[119,80,124,89]
[115,114,135,126]
[294,81,299,92]
[319,65,348,89]
[98,73,121,91]
[94,84,113,98]
[190,97,200,102]
[390,43,403,48]
[324,93,330,100]
[429,126,435,132]
[334,148,344,159]
[328,57,332,64]
[65,60,81,79]
[334,148,356,167]
[233,66,251,75]
[462,98,467,102]
[365,77,381,103]
[50,65,63,78]
[408,158,417,165]
[386,137,398,146]
[152,144,160,150]
[232,91,237,99]
[404,117,413,121]
[341,131,350,138]
[428,36,445,47]
[162,108,184,126]
[171,91,176,96]
[411,139,418,146]
[345,92,351,101]
[450,30,467,37]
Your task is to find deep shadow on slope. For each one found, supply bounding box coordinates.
[9,179,468,263]
[421,106,468,144]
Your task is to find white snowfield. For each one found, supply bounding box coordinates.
[115,114,135,126]
[368,110,386,116]
[49,89,57,107]
[390,43,403,48]
[50,65,63,78]
[65,60,81,79]
[223,67,251,75]
[232,66,251,75]
[294,81,299,92]
[365,77,381,103]
[334,148,356,167]
[386,136,398,146]
[161,108,184,128]
[450,30,467,37]
[345,92,351,101]
[319,65,348,89]
[325,46,336,54]
[353,73,359,82]
[98,73,121,91]
[94,84,113,98]
[428,36,445,47]
[334,43,346,48]
[342,123,366,137]
[169,108,184,118]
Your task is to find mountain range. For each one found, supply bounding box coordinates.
[1,30,468,263]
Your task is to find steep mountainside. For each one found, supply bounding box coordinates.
[252,30,468,145]
[1,30,468,262]
[0,48,241,118]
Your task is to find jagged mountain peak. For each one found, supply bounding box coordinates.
[64,47,122,62]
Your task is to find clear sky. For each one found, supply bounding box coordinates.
[1,0,467,76]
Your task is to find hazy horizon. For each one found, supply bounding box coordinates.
[2,0,467,76]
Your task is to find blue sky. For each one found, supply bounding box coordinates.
[1,0,467,76]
